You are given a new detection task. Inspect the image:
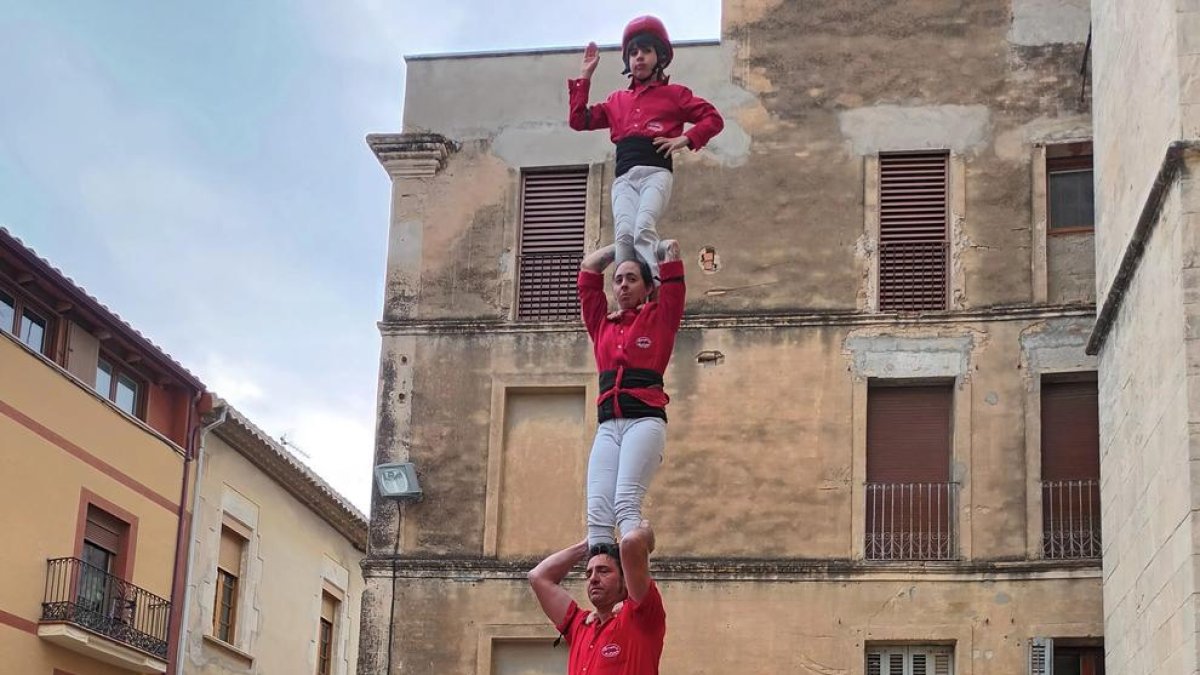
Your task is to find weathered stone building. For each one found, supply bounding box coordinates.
[1087,0,1200,673]
[360,1,1107,673]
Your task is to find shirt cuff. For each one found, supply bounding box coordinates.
[658,259,684,280]
[568,78,591,92]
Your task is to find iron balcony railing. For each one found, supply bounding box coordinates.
[517,253,583,321]
[865,482,959,561]
[41,557,171,659]
[1042,479,1102,559]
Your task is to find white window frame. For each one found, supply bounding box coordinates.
[867,645,954,675]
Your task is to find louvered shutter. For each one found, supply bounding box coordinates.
[878,152,949,311]
[85,506,125,553]
[1030,637,1053,675]
[518,169,588,321]
[932,651,952,675]
[867,650,902,675]
[1040,381,1100,481]
[912,652,929,675]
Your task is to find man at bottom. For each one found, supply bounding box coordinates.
[528,520,665,674]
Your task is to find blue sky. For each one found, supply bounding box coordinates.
[0,1,720,510]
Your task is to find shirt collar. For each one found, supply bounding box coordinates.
[627,75,670,91]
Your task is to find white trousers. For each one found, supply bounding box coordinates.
[586,417,667,547]
[612,166,674,283]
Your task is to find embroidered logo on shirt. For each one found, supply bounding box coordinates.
[646,121,664,133]
[636,336,652,349]
[601,644,622,658]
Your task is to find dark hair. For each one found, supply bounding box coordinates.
[623,33,668,74]
[614,255,654,288]
[588,543,623,573]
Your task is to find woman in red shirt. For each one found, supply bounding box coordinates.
[578,240,684,548]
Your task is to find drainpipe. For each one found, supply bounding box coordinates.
[173,401,228,675]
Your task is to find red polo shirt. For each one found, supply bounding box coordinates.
[555,582,667,675]
[567,77,724,151]
[579,260,685,378]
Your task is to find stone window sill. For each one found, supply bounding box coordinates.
[202,634,255,666]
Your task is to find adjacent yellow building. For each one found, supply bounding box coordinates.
[179,406,366,675]
[0,227,208,674]
[0,229,367,675]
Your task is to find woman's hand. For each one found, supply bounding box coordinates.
[581,42,600,80]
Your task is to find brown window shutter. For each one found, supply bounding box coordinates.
[1040,380,1100,480]
[84,505,126,554]
[518,169,588,321]
[218,526,245,575]
[867,384,953,482]
[878,152,949,311]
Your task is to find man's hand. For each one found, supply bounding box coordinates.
[581,42,600,80]
[653,135,691,156]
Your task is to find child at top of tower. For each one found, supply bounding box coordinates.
[567,15,724,285]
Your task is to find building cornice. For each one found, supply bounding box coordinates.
[366,132,457,179]
[360,556,1100,582]
[379,305,1096,337]
[1087,140,1200,354]
[213,407,368,551]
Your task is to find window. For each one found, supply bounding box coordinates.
[517,168,587,321]
[317,591,339,675]
[868,646,953,675]
[78,505,130,618]
[866,383,956,560]
[1030,638,1104,675]
[95,356,143,417]
[1047,143,1094,231]
[212,525,246,644]
[878,152,949,312]
[0,286,52,354]
[1041,377,1101,559]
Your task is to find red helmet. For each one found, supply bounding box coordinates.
[621,15,673,73]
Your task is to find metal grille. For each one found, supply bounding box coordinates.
[518,169,587,321]
[865,482,958,560]
[1042,479,1101,559]
[41,557,171,659]
[879,152,949,311]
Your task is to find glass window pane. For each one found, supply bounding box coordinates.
[19,308,46,352]
[1049,169,1095,230]
[96,360,114,399]
[0,290,14,334]
[116,374,139,415]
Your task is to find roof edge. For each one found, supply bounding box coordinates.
[213,404,369,551]
[405,38,721,63]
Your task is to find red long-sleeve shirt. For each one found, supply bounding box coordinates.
[567,77,724,151]
[579,260,685,416]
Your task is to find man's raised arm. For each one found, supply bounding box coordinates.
[527,539,588,627]
[620,520,656,603]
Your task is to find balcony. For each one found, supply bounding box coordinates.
[39,557,171,673]
[1042,479,1101,559]
[865,482,958,561]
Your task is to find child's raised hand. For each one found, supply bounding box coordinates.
[581,42,600,79]
[653,136,691,156]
